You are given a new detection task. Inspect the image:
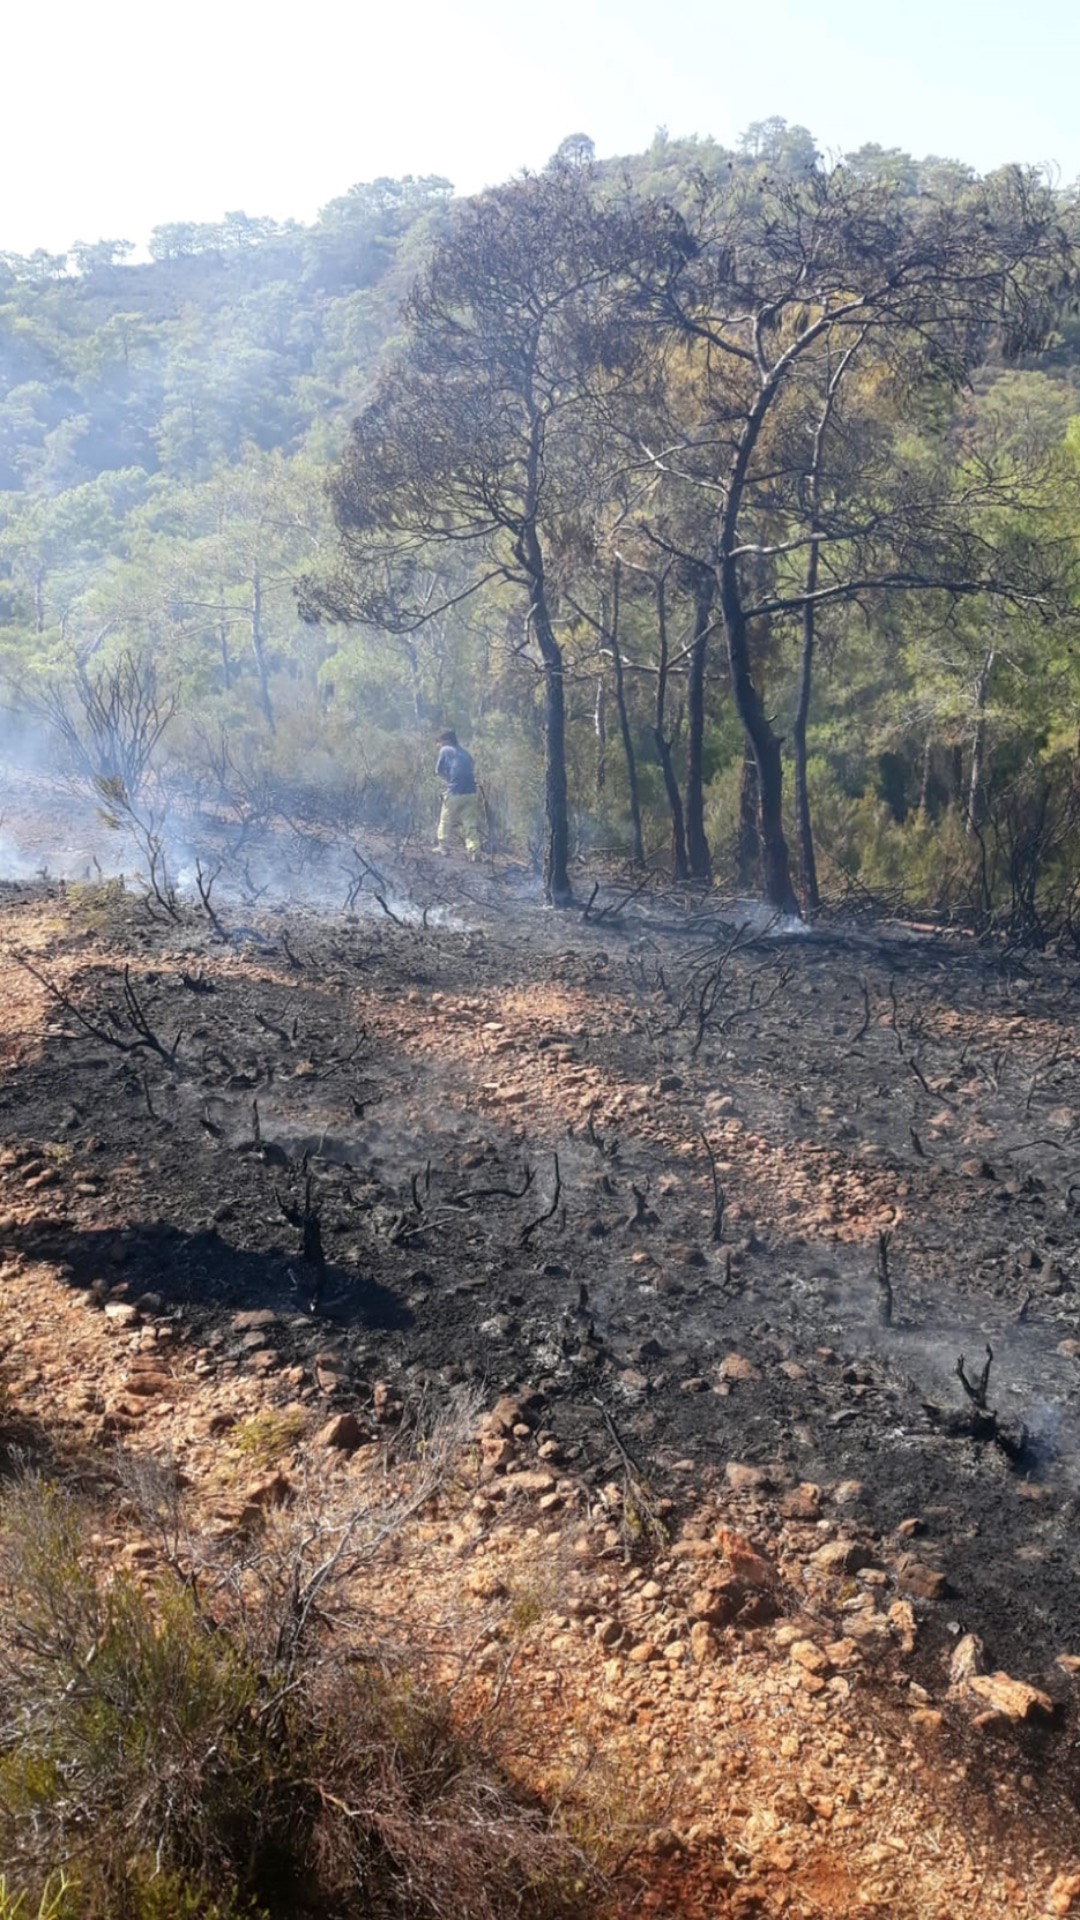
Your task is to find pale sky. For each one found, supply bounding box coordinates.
[4,0,1078,256]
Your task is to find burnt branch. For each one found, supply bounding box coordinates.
[279,1174,328,1310]
[956,1343,994,1411]
[875,1229,894,1327]
[520,1154,563,1245]
[6,950,180,1065]
[699,1131,726,1242]
[195,860,228,939]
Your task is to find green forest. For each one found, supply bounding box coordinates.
[3,120,1080,930]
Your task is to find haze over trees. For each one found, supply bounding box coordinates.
[2,126,1080,930]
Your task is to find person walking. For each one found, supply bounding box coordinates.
[435,729,481,860]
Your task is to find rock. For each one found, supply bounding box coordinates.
[103,1302,139,1328]
[718,1353,761,1382]
[501,1470,556,1497]
[895,1554,948,1601]
[231,1310,279,1331]
[790,1639,830,1675]
[780,1482,822,1520]
[1048,1871,1080,1915]
[465,1568,507,1600]
[627,1640,659,1664]
[724,1462,773,1493]
[123,1371,172,1397]
[372,1381,402,1422]
[966,1672,1053,1721]
[887,1600,918,1654]
[831,1479,865,1506]
[715,1528,780,1591]
[315,1413,366,1451]
[680,1376,710,1394]
[949,1632,986,1685]
[810,1540,872,1576]
[242,1471,294,1510]
[689,1620,718,1662]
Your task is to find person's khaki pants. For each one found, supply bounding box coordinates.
[438,792,481,857]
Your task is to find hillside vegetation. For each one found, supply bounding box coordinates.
[2,123,1080,925]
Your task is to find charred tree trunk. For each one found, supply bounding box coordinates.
[685,570,715,881]
[606,565,645,868]
[793,558,820,913]
[718,558,798,914]
[653,575,689,881]
[522,526,573,906]
[736,742,760,892]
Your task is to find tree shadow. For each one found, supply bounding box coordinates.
[12,1217,414,1333]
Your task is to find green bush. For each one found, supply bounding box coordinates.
[0,1474,589,1920]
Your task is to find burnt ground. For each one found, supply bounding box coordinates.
[3,854,1080,1640]
[3,831,1080,1895]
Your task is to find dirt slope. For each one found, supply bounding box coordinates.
[2,863,1080,1917]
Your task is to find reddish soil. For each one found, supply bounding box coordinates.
[2,842,1080,1917]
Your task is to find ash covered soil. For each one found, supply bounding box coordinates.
[3,847,1080,1911]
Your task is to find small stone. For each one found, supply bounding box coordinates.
[231,1310,279,1331]
[790,1639,830,1675]
[780,1482,822,1520]
[1048,1870,1080,1915]
[315,1413,365,1451]
[103,1302,139,1327]
[949,1633,986,1685]
[966,1672,1053,1721]
[718,1353,761,1382]
[888,1600,918,1654]
[832,1479,865,1506]
[724,1461,773,1493]
[627,1640,658,1664]
[242,1471,294,1510]
[910,1709,943,1734]
[810,1540,872,1576]
[689,1621,718,1662]
[501,1470,556,1497]
[896,1555,948,1601]
[124,1371,172,1397]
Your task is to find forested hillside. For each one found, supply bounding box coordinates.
[3,122,1080,927]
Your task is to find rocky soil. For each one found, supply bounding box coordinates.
[2,842,1080,1917]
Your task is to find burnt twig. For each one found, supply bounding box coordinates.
[875,1229,893,1326]
[699,1131,726,1242]
[6,948,181,1064]
[956,1344,993,1411]
[520,1154,563,1245]
[279,1173,328,1309]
